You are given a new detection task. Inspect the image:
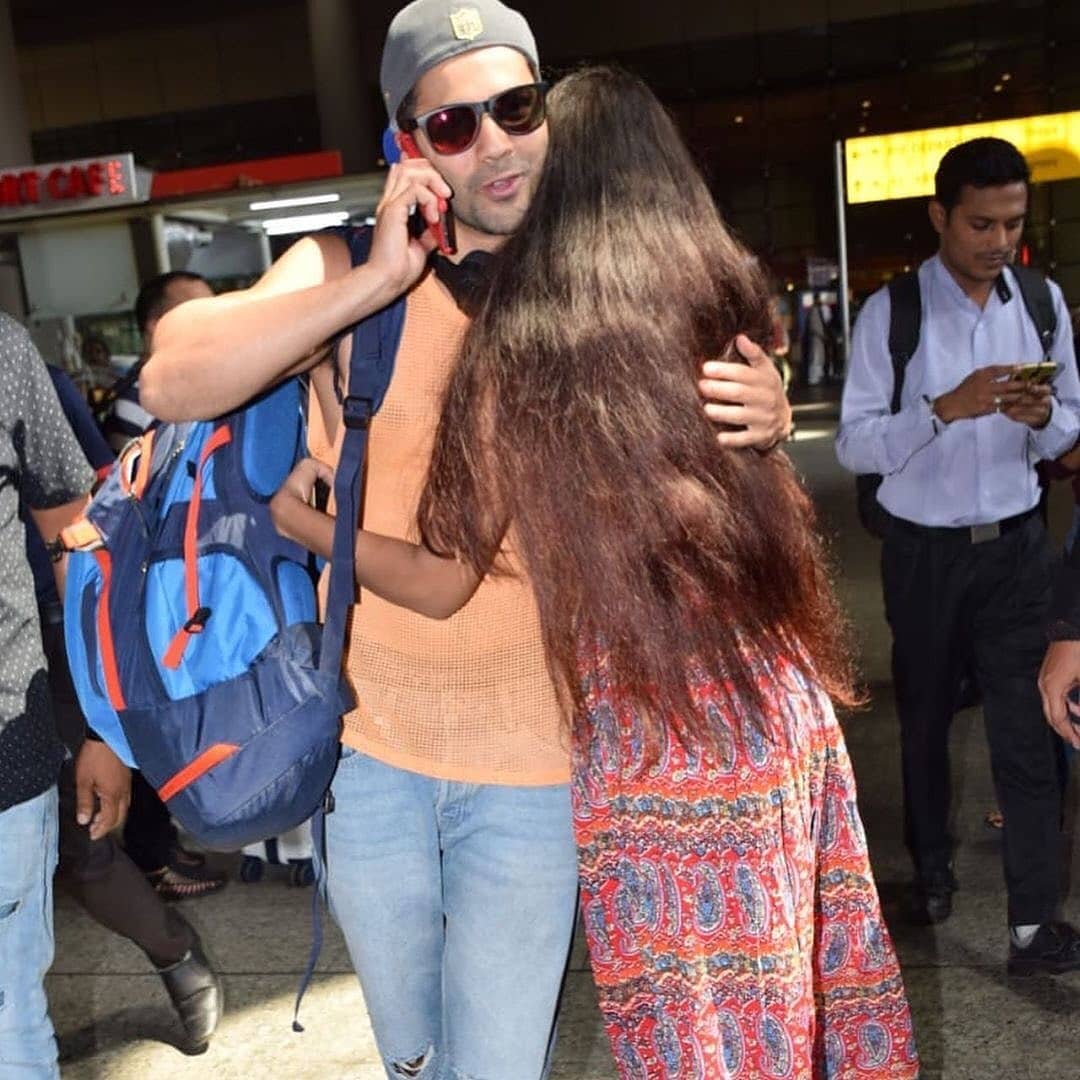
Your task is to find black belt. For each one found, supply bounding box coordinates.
[883,505,1039,545]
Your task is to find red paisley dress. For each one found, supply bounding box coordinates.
[572,646,919,1079]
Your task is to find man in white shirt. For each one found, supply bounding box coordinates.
[837,137,1080,974]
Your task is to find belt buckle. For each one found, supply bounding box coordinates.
[970,522,1001,544]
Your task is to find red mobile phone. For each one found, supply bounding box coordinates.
[398,133,457,256]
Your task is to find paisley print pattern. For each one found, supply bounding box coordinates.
[734,863,769,936]
[857,1021,893,1071]
[821,924,850,975]
[573,646,918,1078]
[825,1031,846,1074]
[759,1012,794,1077]
[693,866,725,935]
[717,1009,744,1074]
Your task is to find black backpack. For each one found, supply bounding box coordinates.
[854,265,1058,538]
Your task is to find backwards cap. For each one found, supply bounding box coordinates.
[380,0,539,128]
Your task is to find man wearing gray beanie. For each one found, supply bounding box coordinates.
[140,3,792,1075]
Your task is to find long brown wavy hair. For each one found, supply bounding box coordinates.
[418,66,858,752]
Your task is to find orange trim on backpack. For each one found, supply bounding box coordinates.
[131,429,155,499]
[117,430,155,500]
[162,424,232,670]
[92,549,126,710]
[157,742,240,802]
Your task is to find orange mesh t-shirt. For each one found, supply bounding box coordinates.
[309,269,570,785]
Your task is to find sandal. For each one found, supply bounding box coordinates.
[148,863,227,902]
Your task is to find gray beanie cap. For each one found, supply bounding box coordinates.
[380,0,539,127]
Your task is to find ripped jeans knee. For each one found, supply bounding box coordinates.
[389,1045,435,1079]
[387,1051,490,1080]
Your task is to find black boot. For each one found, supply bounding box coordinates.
[910,865,956,925]
[157,934,223,1049]
[1008,922,1080,976]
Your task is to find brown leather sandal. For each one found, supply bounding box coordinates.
[147,863,227,902]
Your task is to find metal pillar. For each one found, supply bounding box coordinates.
[0,0,31,168]
[255,227,273,273]
[150,214,170,274]
[307,0,385,173]
[834,139,852,372]
[0,0,31,318]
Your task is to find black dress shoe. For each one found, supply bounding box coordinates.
[909,867,956,925]
[157,935,223,1048]
[1008,921,1080,976]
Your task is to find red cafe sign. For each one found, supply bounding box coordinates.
[0,153,143,221]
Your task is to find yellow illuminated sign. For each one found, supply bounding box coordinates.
[845,111,1080,204]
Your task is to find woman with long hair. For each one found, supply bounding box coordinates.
[273,67,917,1078]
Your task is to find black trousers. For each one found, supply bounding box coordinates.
[881,510,1063,926]
[56,762,192,967]
[123,769,179,873]
[43,620,192,968]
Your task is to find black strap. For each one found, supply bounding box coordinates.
[886,271,922,414]
[319,228,404,677]
[1008,264,1057,361]
[92,358,146,420]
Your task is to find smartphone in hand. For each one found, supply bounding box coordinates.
[399,134,457,256]
[1014,361,1060,385]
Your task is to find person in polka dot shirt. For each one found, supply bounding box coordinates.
[0,311,131,1078]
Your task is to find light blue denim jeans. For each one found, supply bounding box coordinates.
[0,785,59,1080]
[321,748,579,1080]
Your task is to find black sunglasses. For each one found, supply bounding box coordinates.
[401,82,549,156]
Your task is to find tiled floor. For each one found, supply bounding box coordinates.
[48,396,1080,1078]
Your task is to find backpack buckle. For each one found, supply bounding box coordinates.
[342,395,373,430]
[184,606,213,633]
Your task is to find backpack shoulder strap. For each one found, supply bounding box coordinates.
[339,227,405,417]
[1008,264,1057,361]
[319,226,407,675]
[886,271,922,415]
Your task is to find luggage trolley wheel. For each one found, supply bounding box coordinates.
[289,859,316,887]
[239,855,265,883]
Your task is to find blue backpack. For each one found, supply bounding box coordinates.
[62,227,404,851]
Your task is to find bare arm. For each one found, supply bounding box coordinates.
[140,158,453,422]
[270,459,481,619]
[141,238,391,421]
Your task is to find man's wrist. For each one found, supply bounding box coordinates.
[1030,399,1053,430]
[929,393,955,425]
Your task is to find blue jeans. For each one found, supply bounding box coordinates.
[0,786,59,1079]
[322,749,579,1080]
